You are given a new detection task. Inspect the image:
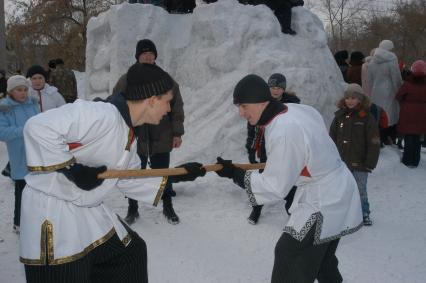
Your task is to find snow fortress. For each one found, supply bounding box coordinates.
[85,0,345,163]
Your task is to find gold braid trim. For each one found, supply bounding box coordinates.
[20,223,131,266]
[27,157,76,172]
[153,176,168,207]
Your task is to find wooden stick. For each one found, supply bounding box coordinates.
[98,163,265,179]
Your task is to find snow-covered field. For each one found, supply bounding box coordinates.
[1,138,426,282]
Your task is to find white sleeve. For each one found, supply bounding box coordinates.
[248,123,306,205]
[117,143,167,207]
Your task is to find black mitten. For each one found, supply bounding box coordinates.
[58,163,107,191]
[248,150,257,164]
[170,162,206,183]
[215,157,235,179]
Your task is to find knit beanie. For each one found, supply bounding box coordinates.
[7,75,30,92]
[135,39,158,61]
[350,51,365,64]
[124,63,174,100]
[344,83,365,100]
[378,40,394,51]
[26,65,48,79]
[233,74,273,104]
[268,73,287,89]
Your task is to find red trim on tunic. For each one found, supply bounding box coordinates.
[300,166,311,177]
[68,143,82,150]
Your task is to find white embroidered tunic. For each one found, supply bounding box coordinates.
[20,99,166,265]
[246,104,363,244]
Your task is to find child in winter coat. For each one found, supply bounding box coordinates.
[0,75,40,233]
[26,65,65,112]
[246,73,300,224]
[330,84,381,226]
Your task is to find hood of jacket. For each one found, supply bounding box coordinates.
[0,95,39,112]
[372,48,397,64]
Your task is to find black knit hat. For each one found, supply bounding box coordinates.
[124,63,174,101]
[268,73,287,89]
[26,65,48,79]
[233,74,273,104]
[135,39,158,61]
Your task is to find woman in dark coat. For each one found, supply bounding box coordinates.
[396,60,426,168]
[347,51,365,86]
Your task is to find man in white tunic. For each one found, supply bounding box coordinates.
[215,74,363,283]
[20,63,206,283]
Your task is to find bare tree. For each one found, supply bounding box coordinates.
[0,0,6,71]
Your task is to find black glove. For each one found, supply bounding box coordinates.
[215,157,236,179]
[58,163,107,191]
[215,157,247,189]
[248,150,258,164]
[170,162,206,183]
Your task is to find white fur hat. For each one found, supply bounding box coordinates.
[379,40,394,51]
[7,75,30,93]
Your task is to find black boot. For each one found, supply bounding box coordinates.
[163,196,180,224]
[247,205,263,225]
[125,199,139,225]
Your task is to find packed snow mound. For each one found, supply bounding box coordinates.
[85,0,344,164]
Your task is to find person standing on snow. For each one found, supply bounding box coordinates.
[395,60,426,168]
[245,73,300,224]
[215,74,362,282]
[20,63,205,283]
[0,75,39,234]
[49,58,78,103]
[26,65,66,112]
[113,39,185,225]
[368,39,403,145]
[330,84,380,226]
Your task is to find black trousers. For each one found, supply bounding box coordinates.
[14,179,26,227]
[271,224,342,283]
[402,134,421,167]
[25,230,148,283]
[128,152,173,212]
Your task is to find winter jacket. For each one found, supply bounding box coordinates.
[49,65,78,103]
[347,63,363,86]
[0,96,39,180]
[246,92,300,162]
[368,48,402,125]
[112,72,184,155]
[361,57,372,96]
[395,77,426,134]
[29,83,66,112]
[330,108,380,172]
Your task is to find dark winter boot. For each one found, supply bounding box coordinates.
[163,196,180,224]
[125,210,139,225]
[247,205,263,225]
[363,215,372,226]
[125,199,140,225]
[1,162,11,178]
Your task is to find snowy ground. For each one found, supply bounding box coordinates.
[1,142,425,282]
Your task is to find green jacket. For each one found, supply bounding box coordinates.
[49,65,77,103]
[330,108,380,172]
[112,72,184,155]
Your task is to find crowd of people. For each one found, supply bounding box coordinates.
[0,34,424,282]
[334,40,426,169]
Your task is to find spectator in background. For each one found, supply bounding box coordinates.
[26,65,66,112]
[46,59,57,83]
[361,49,375,97]
[0,70,7,98]
[396,60,426,168]
[0,75,39,233]
[347,51,365,86]
[330,84,380,226]
[368,40,403,145]
[49,58,78,103]
[113,39,185,225]
[334,50,349,82]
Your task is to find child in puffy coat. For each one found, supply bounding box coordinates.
[0,75,39,233]
[330,84,381,226]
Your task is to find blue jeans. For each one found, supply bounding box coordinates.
[352,171,370,217]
